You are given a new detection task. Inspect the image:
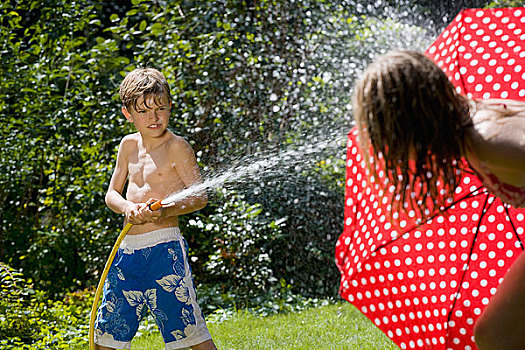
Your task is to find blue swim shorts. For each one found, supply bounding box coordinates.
[94,227,212,349]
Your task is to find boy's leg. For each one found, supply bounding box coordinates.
[144,230,214,349]
[95,345,116,350]
[474,250,525,350]
[191,339,217,350]
[94,247,143,350]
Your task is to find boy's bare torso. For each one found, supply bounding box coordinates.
[124,131,186,234]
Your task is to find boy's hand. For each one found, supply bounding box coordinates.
[139,198,162,222]
[124,202,148,224]
[124,200,160,224]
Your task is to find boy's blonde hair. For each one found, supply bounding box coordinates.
[119,68,171,112]
[353,50,470,218]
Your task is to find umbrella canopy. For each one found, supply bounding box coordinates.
[336,7,525,350]
[427,7,525,100]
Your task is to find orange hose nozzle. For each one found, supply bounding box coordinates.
[149,200,163,211]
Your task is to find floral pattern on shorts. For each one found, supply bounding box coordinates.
[94,231,207,348]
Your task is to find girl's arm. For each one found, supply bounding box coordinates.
[467,103,525,187]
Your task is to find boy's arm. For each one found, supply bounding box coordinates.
[159,137,208,217]
[105,137,149,223]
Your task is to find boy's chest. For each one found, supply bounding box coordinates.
[127,150,180,188]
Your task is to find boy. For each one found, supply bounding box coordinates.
[94,68,217,350]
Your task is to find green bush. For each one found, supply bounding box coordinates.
[247,172,344,298]
[0,262,91,349]
[485,0,525,7]
[1,0,462,313]
[0,0,355,299]
[182,189,285,310]
[183,163,345,310]
[0,0,130,295]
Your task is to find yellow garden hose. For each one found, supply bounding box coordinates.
[89,200,163,350]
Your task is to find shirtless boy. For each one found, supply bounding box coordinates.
[94,68,217,350]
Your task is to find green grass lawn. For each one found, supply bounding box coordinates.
[127,302,398,350]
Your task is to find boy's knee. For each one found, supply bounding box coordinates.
[94,344,116,350]
[192,340,217,350]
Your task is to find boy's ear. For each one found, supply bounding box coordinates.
[122,106,133,122]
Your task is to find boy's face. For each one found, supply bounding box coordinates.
[122,95,171,138]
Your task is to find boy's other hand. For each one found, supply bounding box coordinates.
[124,202,148,224]
[124,201,160,225]
[139,198,162,222]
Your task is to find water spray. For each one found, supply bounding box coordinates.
[88,133,365,348]
[83,4,435,347]
[86,130,340,348]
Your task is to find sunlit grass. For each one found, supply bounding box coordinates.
[128,302,398,350]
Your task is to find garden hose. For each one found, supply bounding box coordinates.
[89,200,163,350]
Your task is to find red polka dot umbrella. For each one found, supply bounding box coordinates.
[335,7,525,350]
[428,7,525,100]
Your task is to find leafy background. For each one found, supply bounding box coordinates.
[0,0,522,347]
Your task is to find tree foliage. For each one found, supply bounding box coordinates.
[0,0,505,308]
[0,0,360,300]
[1,0,130,294]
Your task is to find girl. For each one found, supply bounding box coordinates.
[353,49,525,350]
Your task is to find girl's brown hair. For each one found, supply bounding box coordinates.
[353,50,470,218]
[119,68,171,112]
